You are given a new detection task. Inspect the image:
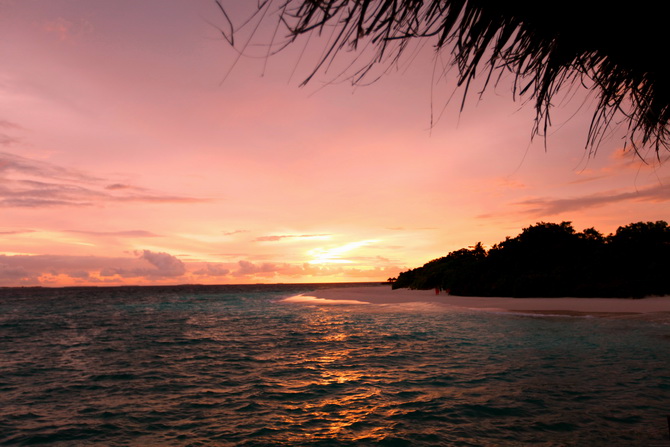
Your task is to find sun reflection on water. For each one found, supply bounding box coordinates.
[272,310,398,443]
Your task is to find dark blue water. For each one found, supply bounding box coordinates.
[1,284,669,446]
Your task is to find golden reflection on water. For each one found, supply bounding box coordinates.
[281,388,387,443]
[280,310,394,443]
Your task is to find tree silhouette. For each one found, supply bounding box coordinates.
[392,221,670,298]
[219,0,670,156]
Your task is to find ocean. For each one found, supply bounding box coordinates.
[1,283,669,446]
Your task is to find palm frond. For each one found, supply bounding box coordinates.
[223,0,670,155]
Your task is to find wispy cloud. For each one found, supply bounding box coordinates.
[0,134,20,147]
[254,233,330,242]
[0,151,98,182]
[0,229,35,236]
[222,229,248,236]
[0,151,207,207]
[66,230,160,238]
[229,259,404,280]
[0,120,22,148]
[385,227,437,231]
[105,183,134,190]
[0,120,22,129]
[512,181,670,216]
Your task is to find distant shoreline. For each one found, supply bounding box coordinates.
[297,285,670,318]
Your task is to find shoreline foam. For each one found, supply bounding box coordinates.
[295,285,670,317]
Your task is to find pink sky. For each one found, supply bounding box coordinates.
[0,0,668,287]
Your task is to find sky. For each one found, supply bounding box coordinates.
[0,0,668,287]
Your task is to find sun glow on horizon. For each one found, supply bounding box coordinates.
[307,240,380,265]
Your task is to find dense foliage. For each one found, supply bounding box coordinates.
[390,221,670,298]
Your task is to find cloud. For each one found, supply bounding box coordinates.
[0,121,22,147]
[0,229,35,235]
[0,250,186,282]
[511,182,670,216]
[0,253,133,285]
[233,260,279,277]
[254,235,286,242]
[229,259,404,280]
[98,250,186,279]
[66,230,160,238]
[222,229,248,236]
[0,134,19,147]
[139,250,186,277]
[0,151,207,208]
[193,263,230,276]
[385,227,437,231]
[254,233,330,242]
[105,183,133,190]
[0,120,21,129]
[0,262,35,283]
[0,151,98,182]
[0,251,403,286]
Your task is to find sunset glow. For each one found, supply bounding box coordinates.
[0,0,668,287]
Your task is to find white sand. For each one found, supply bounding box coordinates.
[297,285,670,316]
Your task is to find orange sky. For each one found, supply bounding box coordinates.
[0,0,668,287]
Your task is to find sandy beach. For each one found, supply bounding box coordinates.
[289,285,670,318]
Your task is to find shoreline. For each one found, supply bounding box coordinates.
[290,285,670,318]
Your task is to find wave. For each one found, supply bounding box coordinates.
[281,295,371,305]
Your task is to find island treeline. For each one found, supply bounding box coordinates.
[390,221,670,298]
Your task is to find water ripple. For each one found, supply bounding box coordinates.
[1,285,669,446]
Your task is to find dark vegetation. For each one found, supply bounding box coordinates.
[389,221,670,298]
[220,0,670,155]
